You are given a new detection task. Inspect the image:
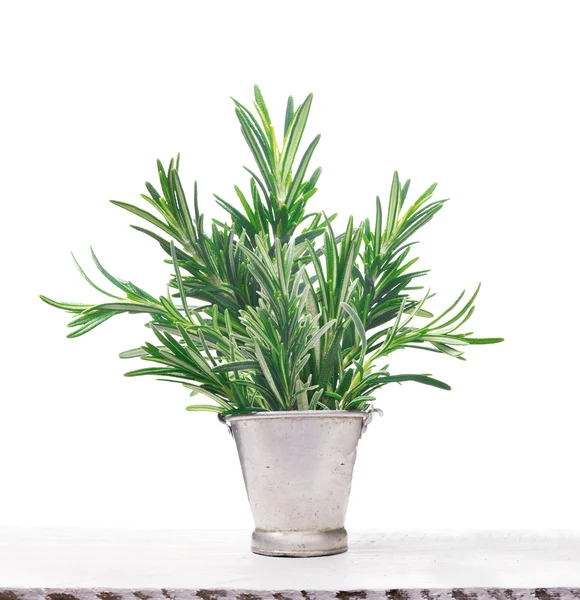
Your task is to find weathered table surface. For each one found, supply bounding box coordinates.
[1,529,579,596]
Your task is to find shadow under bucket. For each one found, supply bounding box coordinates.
[222,409,379,557]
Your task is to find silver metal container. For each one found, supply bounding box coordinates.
[222,409,378,557]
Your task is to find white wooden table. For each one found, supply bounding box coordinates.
[1,529,579,597]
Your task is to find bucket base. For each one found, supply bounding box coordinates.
[251,527,348,557]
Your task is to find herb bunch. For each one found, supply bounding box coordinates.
[41,87,503,415]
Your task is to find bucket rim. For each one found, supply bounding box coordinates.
[223,409,368,423]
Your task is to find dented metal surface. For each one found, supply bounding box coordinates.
[223,411,374,557]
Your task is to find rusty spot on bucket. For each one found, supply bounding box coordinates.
[236,593,262,600]
[337,592,367,600]
[452,591,478,600]
[46,594,81,600]
[535,590,560,600]
[97,593,123,600]
[0,593,21,600]
[237,595,262,600]
[134,593,151,600]
[387,591,409,600]
[198,592,227,600]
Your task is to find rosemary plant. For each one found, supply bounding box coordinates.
[40,87,503,415]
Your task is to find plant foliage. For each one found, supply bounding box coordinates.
[40,86,503,414]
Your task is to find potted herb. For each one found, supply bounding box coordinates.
[40,87,503,557]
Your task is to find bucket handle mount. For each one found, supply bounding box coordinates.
[361,406,384,436]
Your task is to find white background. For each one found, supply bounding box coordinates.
[1,1,579,532]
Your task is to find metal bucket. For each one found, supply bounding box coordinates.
[222,409,379,557]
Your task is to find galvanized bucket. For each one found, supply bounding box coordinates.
[221,409,380,557]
